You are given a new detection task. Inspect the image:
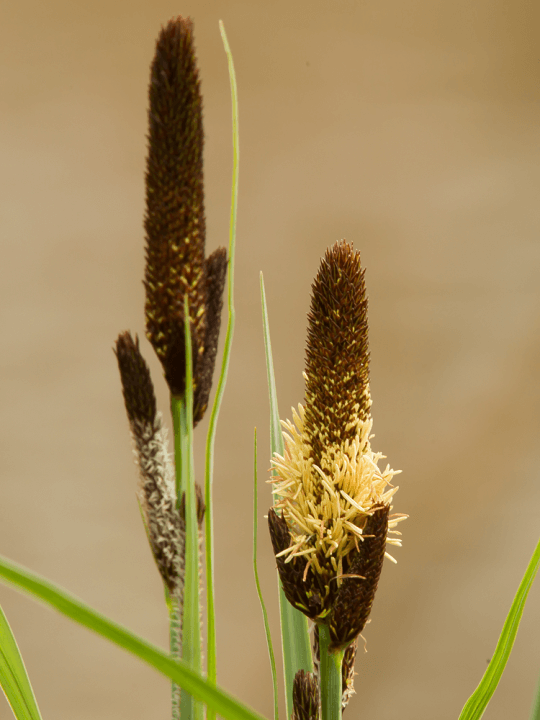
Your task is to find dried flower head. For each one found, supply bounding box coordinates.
[115,331,206,597]
[115,332,182,593]
[144,16,227,423]
[268,241,406,649]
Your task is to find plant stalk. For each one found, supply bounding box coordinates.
[171,297,203,720]
[168,592,182,719]
[318,624,344,720]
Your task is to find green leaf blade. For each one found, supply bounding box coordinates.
[0,604,43,720]
[459,537,540,720]
[204,22,240,720]
[260,275,284,459]
[0,555,268,720]
[253,428,279,720]
[260,274,313,718]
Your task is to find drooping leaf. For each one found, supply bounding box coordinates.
[0,555,267,720]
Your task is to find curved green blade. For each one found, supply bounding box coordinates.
[0,554,267,720]
[0,603,42,720]
[204,22,240,720]
[253,428,279,720]
[260,273,313,719]
[459,537,540,720]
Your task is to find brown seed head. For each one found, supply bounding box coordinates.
[144,17,227,422]
[304,240,371,470]
[115,332,156,426]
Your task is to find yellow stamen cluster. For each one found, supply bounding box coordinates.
[271,403,405,577]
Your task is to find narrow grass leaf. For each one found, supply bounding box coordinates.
[260,274,284,459]
[0,603,43,720]
[0,555,268,720]
[260,274,314,718]
[530,674,540,720]
[253,428,279,720]
[204,22,240,719]
[459,537,540,720]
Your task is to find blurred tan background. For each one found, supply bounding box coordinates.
[1,0,540,718]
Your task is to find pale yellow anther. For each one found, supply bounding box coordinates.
[271,401,402,572]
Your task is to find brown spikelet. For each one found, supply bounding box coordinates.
[178,483,206,528]
[303,240,371,470]
[292,670,319,720]
[341,640,358,711]
[193,247,228,422]
[329,505,390,650]
[268,509,328,620]
[144,17,227,419]
[114,332,156,425]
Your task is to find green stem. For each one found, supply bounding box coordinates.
[318,624,344,720]
[168,593,182,720]
[171,396,184,504]
[171,296,203,720]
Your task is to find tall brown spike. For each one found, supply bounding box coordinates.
[143,17,227,422]
[145,16,206,369]
[303,240,371,469]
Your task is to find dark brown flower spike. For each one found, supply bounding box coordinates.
[303,240,371,470]
[292,670,319,720]
[144,16,227,423]
[115,331,156,426]
[269,240,406,649]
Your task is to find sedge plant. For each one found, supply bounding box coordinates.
[0,14,540,720]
